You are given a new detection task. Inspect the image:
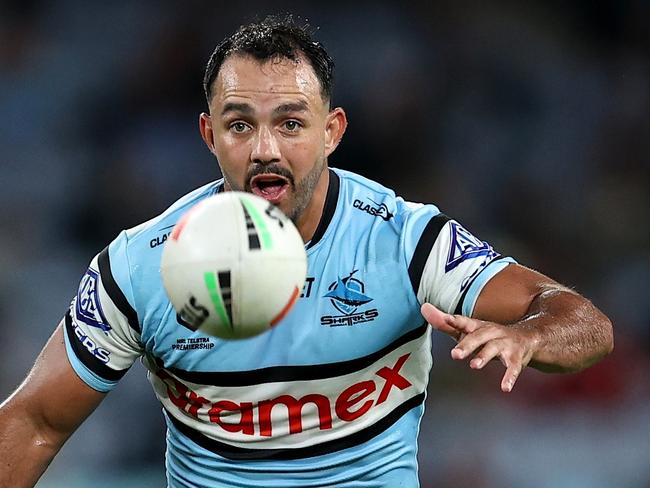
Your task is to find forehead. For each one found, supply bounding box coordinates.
[212,55,324,110]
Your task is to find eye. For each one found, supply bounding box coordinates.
[283,120,302,132]
[230,121,251,134]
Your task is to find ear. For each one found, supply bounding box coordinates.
[324,107,348,158]
[199,112,217,155]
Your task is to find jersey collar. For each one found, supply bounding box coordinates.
[213,169,339,250]
[306,168,339,250]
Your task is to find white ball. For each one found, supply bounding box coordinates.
[161,192,307,339]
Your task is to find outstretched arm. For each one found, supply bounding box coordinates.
[0,322,106,487]
[422,264,613,392]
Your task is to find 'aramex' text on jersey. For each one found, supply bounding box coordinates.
[156,353,412,438]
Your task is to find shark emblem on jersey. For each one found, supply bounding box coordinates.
[75,268,111,332]
[445,222,498,272]
[324,270,373,315]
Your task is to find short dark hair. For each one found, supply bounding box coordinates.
[203,14,334,105]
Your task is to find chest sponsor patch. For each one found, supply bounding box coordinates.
[75,268,111,332]
[148,329,431,451]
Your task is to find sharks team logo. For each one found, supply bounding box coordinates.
[321,270,379,326]
[324,270,372,314]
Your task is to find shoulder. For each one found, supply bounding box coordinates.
[101,180,222,320]
[332,167,443,232]
[119,180,223,253]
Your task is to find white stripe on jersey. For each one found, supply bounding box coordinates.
[146,327,432,451]
[70,254,143,373]
[417,219,499,314]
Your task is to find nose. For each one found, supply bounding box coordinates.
[250,126,281,165]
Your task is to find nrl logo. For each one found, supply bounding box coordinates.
[76,268,111,333]
[445,222,497,272]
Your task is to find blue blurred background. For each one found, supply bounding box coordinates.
[1,1,648,487]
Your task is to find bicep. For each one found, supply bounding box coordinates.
[472,264,566,324]
[10,321,106,443]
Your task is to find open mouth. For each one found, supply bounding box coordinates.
[250,174,290,203]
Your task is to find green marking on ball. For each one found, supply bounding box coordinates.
[203,271,233,331]
[240,196,273,250]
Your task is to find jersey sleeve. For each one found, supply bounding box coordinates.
[404,205,516,316]
[64,233,143,392]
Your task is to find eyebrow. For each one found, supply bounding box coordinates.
[272,101,309,115]
[221,102,254,116]
[220,100,310,117]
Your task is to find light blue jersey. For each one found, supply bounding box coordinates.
[64,168,514,487]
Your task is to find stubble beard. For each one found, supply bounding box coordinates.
[219,157,326,225]
[286,157,326,224]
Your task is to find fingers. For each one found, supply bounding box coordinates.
[452,326,503,360]
[468,340,505,369]
[420,303,459,339]
[468,341,524,392]
[422,303,532,393]
[501,361,523,393]
[421,303,483,341]
[421,303,533,393]
[445,313,483,335]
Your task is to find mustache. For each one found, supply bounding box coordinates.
[244,164,295,190]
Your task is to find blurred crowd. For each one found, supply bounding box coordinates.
[1,1,648,486]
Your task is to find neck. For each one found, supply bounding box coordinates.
[295,167,330,243]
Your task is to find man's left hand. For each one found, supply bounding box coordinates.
[421,303,539,393]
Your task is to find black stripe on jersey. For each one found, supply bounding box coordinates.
[98,247,140,333]
[157,323,428,387]
[240,204,261,250]
[165,392,425,460]
[64,310,129,381]
[408,213,450,294]
[307,169,339,250]
[453,254,503,316]
[218,271,233,325]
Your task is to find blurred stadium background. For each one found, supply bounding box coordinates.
[1,1,648,486]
